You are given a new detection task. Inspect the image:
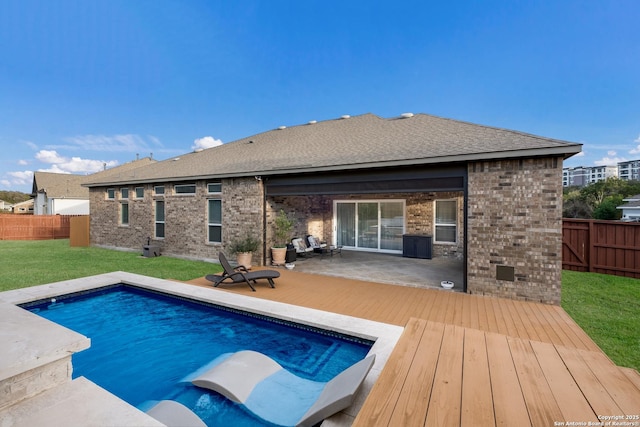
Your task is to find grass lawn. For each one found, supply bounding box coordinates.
[562,270,639,371]
[0,239,222,292]
[1,240,637,371]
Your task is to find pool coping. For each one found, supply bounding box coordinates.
[0,272,403,426]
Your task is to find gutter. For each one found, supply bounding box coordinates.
[83,145,582,188]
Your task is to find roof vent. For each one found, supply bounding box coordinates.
[194,148,204,153]
[400,112,414,118]
[341,115,351,119]
[173,157,180,161]
[308,120,317,124]
[278,126,286,130]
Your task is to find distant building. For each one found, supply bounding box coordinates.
[11,199,34,214]
[563,167,588,187]
[618,160,640,182]
[562,165,617,187]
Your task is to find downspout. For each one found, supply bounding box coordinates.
[262,177,268,266]
[463,166,469,293]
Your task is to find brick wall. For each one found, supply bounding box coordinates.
[467,157,563,304]
[90,178,264,263]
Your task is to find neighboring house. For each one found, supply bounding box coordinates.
[31,158,156,215]
[11,199,34,214]
[617,194,640,221]
[0,199,9,211]
[32,172,89,215]
[84,113,582,304]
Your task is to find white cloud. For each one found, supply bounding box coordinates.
[18,159,28,165]
[36,150,67,164]
[61,134,163,152]
[6,170,34,186]
[629,135,640,155]
[192,136,223,150]
[34,150,118,174]
[594,150,626,166]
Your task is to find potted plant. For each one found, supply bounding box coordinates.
[271,209,294,265]
[229,234,260,269]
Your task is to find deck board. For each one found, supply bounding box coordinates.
[485,332,531,427]
[508,336,564,426]
[529,341,598,422]
[460,328,494,427]
[388,321,443,427]
[186,269,638,426]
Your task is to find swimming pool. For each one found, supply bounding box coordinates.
[1,272,403,426]
[23,284,373,426]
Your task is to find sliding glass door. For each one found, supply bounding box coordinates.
[334,200,405,252]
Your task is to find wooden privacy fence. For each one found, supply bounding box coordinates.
[563,219,640,279]
[0,215,87,240]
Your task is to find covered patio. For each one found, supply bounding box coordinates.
[282,249,465,291]
[188,267,640,426]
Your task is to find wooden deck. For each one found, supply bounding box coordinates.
[187,269,640,426]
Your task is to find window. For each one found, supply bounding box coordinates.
[155,200,165,238]
[120,203,129,226]
[434,200,457,243]
[120,188,129,199]
[107,188,115,199]
[135,187,144,198]
[208,199,222,243]
[175,184,196,194]
[207,182,223,243]
[207,182,222,193]
[154,186,165,196]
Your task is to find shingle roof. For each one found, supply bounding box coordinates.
[32,172,88,198]
[35,158,156,196]
[84,113,582,187]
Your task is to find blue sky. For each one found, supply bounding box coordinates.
[1,1,639,193]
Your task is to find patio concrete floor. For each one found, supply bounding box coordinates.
[281,250,465,291]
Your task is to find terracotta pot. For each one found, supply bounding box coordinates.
[271,247,287,265]
[236,252,253,270]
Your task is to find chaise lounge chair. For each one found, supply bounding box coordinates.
[192,350,375,427]
[205,252,280,291]
[146,400,207,427]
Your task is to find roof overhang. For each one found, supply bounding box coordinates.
[84,145,579,188]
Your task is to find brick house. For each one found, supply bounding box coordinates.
[84,113,581,304]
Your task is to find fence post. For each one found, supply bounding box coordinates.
[588,220,595,273]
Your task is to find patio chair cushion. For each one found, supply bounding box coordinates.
[306,235,327,249]
[292,238,313,254]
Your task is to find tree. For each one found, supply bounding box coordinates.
[592,195,623,220]
[563,178,640,219]
[0,191,30,205]
[579,177,626,208]
[563,189,592,218]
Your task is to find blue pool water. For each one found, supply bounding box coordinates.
[23,285,372,426]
